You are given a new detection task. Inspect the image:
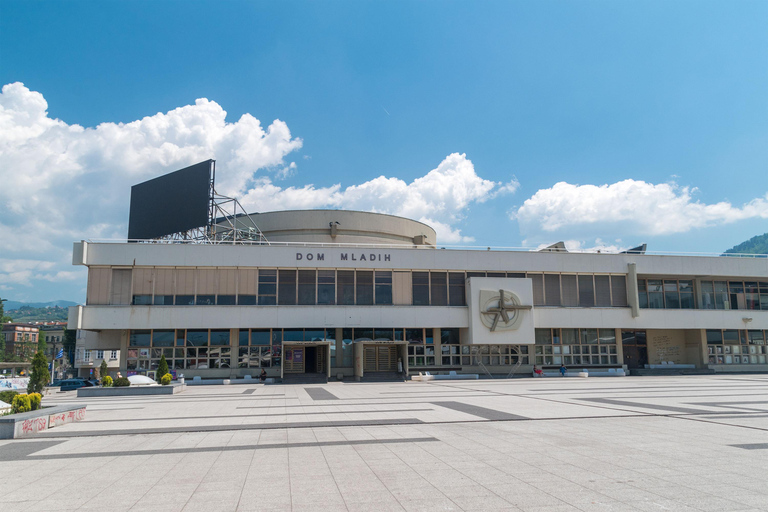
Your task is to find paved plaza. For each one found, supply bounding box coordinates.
[1,375,767,511]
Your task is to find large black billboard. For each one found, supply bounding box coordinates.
[127,160,212,240]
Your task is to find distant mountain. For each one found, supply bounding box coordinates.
[724,233,768,256]
[3,300,78,311]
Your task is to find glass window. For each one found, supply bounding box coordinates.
[529,274,544,305]
[723,330,740,344]
[278,270,297,305]
[406,328,423,344]
[196,295,215,305]
[239,329,249,346]
[611,276,627,307]
[298,270,316,305]
[337,270,355,305]
[283,329,303,342]
[430,272,448,306]
[152,330,174,347]
[210,330,229,346]
[132,295,152,305]
[356,271,374,305]
[153,295,173,305]
[706,329,722,344]
[594,276,611,307]
[543,274,561,306]
[578,275,594,307]
[375,271,392,305]
[439,328,458,345]
[581,329,598,344]
[258,270,277,305]
[217,295,236,305]
[412,272,430,305]
[535,329,552,345]
[251,329,271,345]
[663,280,680,309]
[186,330,208,347]
[129,330,151,346]
[175,295,194,306]
[599,329,616,344]
[238,294,256,305]
[700,281,714,309]
[448,272,466,306]
[714,281,728,309]
[317,270,335,305]
[647,279,663,308]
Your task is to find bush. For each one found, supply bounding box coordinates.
[29,392,42,411]
[100,359,108,380]
[0,390,19,405]
[102,375,113,387]
[113,377,130,387]
[160,373,172,385]
[11,394,31,414]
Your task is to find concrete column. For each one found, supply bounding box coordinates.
[433,328,442,366]
[627,263,640,318]
[229,328,238,379]
[334,328,343,369]
[615,328,625,368]
[354,342,363,381]
[119,329,128,376]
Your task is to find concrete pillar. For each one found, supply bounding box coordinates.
[229,328,238,379]
[119,329,128,376]
[433,328,442,366]
[627,263,640,318]
[334,328,343,368]
[615,328,625,368]
[354,342,363,381]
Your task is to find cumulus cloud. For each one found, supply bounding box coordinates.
[239,152,501,243]
[0,83,512,300]
[515,179,768,237]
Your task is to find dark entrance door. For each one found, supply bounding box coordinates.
[621,330,648,369]
[305,346,318,373]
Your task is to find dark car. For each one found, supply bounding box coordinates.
[59,379,88,391]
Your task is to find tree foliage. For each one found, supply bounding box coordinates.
[100,359,108,380]
[724,233,768,256]
[63,329,76,364]
[157,354,169,382]
[27,351,50,394]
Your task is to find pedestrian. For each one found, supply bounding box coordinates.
[533,365,544,377]
[259,368,267,382]
[560,364,567,377]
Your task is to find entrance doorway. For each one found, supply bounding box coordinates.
[283,345,328,374]
[363,346,399,372]
[622,330,648,369]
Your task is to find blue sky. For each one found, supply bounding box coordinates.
[1,0,766,303]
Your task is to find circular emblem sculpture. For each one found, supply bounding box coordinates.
[479,289,531,332]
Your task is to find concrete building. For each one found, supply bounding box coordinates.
[67,210,768,381]
[1,323,40,362]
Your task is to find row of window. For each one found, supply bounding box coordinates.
[638,279,768,310]
[80,349,118,361]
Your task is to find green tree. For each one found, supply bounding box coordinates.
[37,330,47,353]
[0,332,5,362]
[100,359,108,381]
[63,329,76,365]
[157,354,169,382]
[27,350,50,394]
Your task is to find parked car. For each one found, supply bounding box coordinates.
[59,379,88,391]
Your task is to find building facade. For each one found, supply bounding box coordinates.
[67,210,768,381]
[1,323,40,362]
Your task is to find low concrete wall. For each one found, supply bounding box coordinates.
[77,384,185,397]
[0,404,87,439]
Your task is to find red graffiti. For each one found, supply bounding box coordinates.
[21,419,35,434]
[75,408,85,421]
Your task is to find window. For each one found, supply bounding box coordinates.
[337,270,355,305]
[448,272,466,306]
[297,270,316,305]
[356,271,374,305]
[84,350,92,362]
[132,295,152,305]
[430,272,447,306]
[706,329,768,365]
[639,279,696,309]
[578,275,594,307]
[534,328,618,366]
[110,350,117,360]
[375,271,392,305]
[217,295,236,305]
[97,350,104,360]
[412,272,429,305]
[545,274,561,306]
[258,270,277,305]
[317,270,335,305]
[278,270,297,305]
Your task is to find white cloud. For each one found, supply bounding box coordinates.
[0,83,513,300]
[515,179,768,236]
[239,152,501,235]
